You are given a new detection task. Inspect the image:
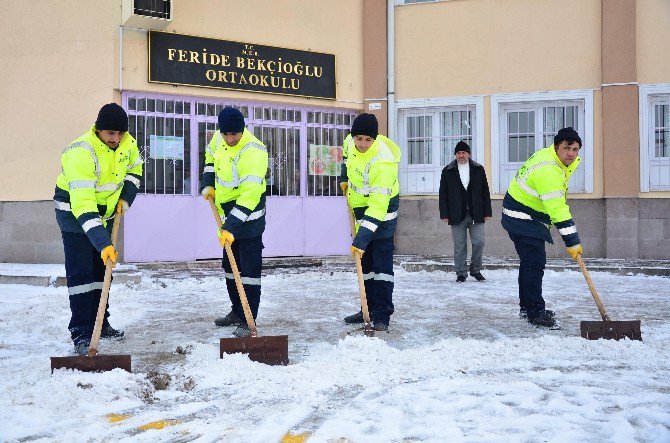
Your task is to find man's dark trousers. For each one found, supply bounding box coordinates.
[361,236,395,325]
[62,229,112,346]
[222,235,263,320]
[508,232,546,316]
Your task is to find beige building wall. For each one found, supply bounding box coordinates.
[0,0,121,202]
[394,0,602,98]
[0,0,365,202]
[637,0,670,85]
[121,0,363,107]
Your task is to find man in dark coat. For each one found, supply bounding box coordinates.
[439,141,492,282]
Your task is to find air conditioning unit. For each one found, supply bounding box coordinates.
[122,0,172,30]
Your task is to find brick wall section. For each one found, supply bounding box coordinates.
[0,201,64,263]
[1,198,668,262]
[638,199,670,259]
[396,197,609,259]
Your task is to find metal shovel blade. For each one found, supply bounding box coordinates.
[580,320,642,341]
[50,355,132,373]
[220,335,289,366]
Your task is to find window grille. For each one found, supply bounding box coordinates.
[127,94,357,198]
[127,97,191,195]
[133,0,171,19]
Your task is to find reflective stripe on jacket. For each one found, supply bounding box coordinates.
[344,134,401,249]
[502,145,580,246]
[202,128,268,239]
[54,125,143,251]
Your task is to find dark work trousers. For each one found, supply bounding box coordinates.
[508,232,547,316]
[361,236,395,325]
[62,229,112,345]
[222,235,263,321]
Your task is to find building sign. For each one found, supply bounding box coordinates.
[309,144,343,176]
[150,135,184,160]
[149,31,336,100]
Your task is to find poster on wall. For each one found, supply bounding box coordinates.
[308,144,343,176]
[150,135,185,160]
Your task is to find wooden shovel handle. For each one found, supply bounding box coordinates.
[576,255,611,322]
[88,214,121,356]
[347,205,372,331]
[208,197,258,337]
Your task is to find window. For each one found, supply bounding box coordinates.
[641,88,670,191]
[127,96,192,195]
[492,90,593,194]
[126,93,357,198]
[397,98,483,194]
[306,111,355,197]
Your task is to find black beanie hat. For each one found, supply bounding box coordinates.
[95,103,128,132]
[554,127,582,148]
[218,107,245,133]
[351,113,378,139]
[454,140,471,154]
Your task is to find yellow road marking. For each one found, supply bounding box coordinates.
[281,432,311,443]
[106,413,131,424]
[137,419,182,431]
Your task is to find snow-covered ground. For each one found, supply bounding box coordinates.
[1,264,669,442]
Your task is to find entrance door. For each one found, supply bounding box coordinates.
[124,94,357,262]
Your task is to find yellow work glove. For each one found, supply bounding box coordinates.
[218,229,235,247]
[101,245,118,267]
[351,246,365,257]
[340,182,348,194]
[201,186,215,200]
[566,244,582,260]
[116,199,129,215]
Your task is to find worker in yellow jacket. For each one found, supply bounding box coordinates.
[502,127,583,328]
[201,107,268,338]
[54,103,143,355]
[340,113,401,332]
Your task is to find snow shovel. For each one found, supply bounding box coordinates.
[51,214,132,373]
[347,205,374,337]
[207,197,288,365]
[577,255,642,341]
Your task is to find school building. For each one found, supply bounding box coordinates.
[1,0,669,263]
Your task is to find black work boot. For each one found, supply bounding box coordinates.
[214,311,243,327]
[101,324,125,340]
[344,312,364,324]
[456,275,467,283]
[372,322,389,332]
[528,310,557,327]
[520,308,554,319]
[470,272,486,282]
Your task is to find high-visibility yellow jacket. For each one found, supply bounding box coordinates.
[502,145,581,246]
[202,128,268,239]
[343,134,401,250]
[54,125,143,251]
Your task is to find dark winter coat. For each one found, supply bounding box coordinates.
[438,159,492,225]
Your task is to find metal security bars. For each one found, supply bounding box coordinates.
[126,93,357,198]
[306,111,354,197]
[127,97,191,194]
[133,0,171,19]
